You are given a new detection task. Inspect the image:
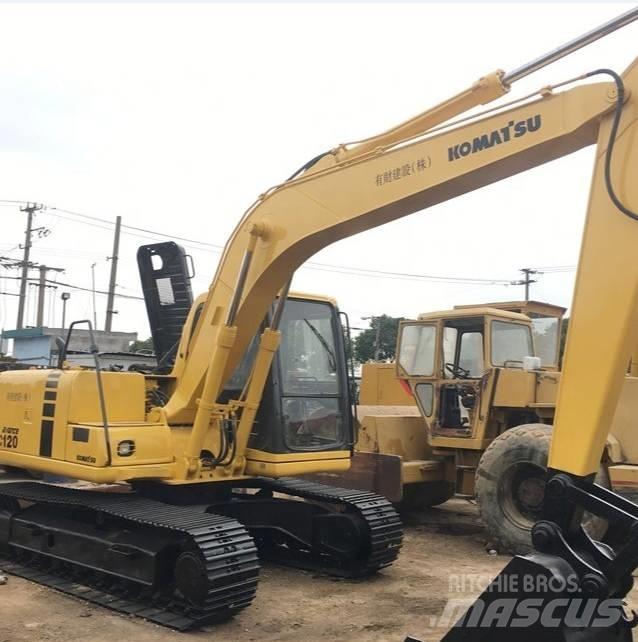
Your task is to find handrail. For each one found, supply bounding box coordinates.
[64,320,112,465]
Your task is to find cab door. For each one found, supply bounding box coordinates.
[395,321,439,424]
[436,319,486,437]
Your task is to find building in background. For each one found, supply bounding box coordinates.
[1,327,147,369]
[65,350,156,371]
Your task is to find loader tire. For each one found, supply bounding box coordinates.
[397,481,455,510]
[475,424,608,555]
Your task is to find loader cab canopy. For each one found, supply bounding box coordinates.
[398,308,537,432]
[400,307,535,381]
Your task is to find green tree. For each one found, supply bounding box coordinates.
[354,315,404,363]
[128,337,154,353]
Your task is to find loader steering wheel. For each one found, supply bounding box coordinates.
[445,362,470,379]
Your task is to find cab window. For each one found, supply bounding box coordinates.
[459,332,484,377]
[529,315,560,367]
[398,324,436,376]
[279,302,339,396]
[278,300,343,451]
[491,321,534,367]
[442,317,484,379]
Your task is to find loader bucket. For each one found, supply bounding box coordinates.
[405,552,634,642]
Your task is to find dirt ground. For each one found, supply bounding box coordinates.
[1,500,636,642]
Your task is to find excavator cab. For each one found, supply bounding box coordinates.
[233,294,353,455]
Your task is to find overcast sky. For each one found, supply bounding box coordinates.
[0,1,635,342]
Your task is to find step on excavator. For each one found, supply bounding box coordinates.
[0,4,637,638]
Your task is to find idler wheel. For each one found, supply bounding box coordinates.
[175,551,208,605]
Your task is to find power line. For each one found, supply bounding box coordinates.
[0,199,534,286]
[44,278,144,301]
[41,209,223,255]
[42,205,512,284]
[533,265,576,273]
[46,205,225,250]
[302,262,511,285]
[0,275,143,301]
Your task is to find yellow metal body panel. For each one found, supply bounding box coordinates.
[0,451,175,483]
[358,363,415,406]
[401,460,444,485]
[428,436,493,450]
[67,371,146,424]
[607,377,638,463]
[244,448,351,477]
[357,414,430,460]
[455,300,566,319]
[65,423,173,468]
[417,308,530,323]
[491,370,537,407]
[609,464,638,490]
[536,374,560,404]
[0,369,145,460]
[244,448,350,463]
[355,413,447,486]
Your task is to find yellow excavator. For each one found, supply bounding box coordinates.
[1,6,638,639]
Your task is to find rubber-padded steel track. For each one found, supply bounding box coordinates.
[0,482,259,630]
[254,477,403,576]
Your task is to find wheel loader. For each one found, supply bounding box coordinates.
[1,5,638,640]
[333,300,624,555]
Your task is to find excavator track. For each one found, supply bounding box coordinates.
[0,482,259,630]
[225,477,403,577]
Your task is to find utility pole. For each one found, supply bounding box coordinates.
[91,263,98,330]
[33,265,64,327]
[16,203,43,329]
[512,268,539,301]
[104,215,121,332]
[36,265,47,327]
